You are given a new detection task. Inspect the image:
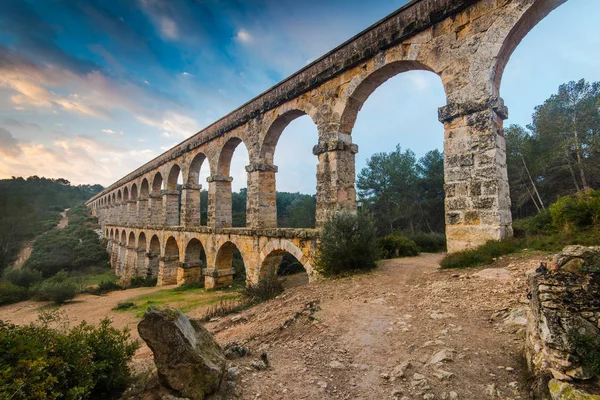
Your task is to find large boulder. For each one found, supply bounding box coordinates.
[138,307,226,399]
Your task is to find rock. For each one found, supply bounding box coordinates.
[473,268,512,280]
[486,383,497,397]
[138,306,225,399]
[432,369,454,380]
[504,308,528,326]
[223,342,249,359]
[449,391,459,399]
[250,360,268,370]
[424,394,435,399]
[226,367,239,380]
[553,246,600,271]
[548,379,600,400]
[328,360,346,370]
[413,373,426,381]
[391,361,411,380]
[429,349,454,364]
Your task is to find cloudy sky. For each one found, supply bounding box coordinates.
[0,0,598,194]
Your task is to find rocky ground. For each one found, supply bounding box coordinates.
[202,252,548,400]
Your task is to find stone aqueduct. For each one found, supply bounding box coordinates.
[87,0,566,287]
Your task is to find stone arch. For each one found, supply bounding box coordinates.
[114,228,119,241]
[258,239,314,281]
[128,231,135,247]
[110,228,114,239]
[111,193,116,204]
[131,183,138,200]
[166,164,182,190]
[152,172,163,193]
[140,178,150,197]
[120,230,126,243]
[188,152,210,185]
[217,137,248,176]
[138,231,147,250]
[339,60,436,135]
[123,186,129,201]
[209,240,245,288]
[117,190,122,203]
[184,238,207,264]
[147,234,161,278]
[159,236,180,286]
[492,0,567,97]
[105,228,109,237]
[260,109,318,164]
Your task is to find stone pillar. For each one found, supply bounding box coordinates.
[246,162,278,229]
[122,245,137,284]
[147,253,159,278]
[313,136,358,227]
[177,261,203,285]
[158,255,180,286]
[135,248,148,277]
[207,175,233,228]
[148,194,162,225]
[204,267,234,290]
[110,242,119,274]
[118,243,127,277]
[126,200,136,225]
[137,198,148,226]
[181,184,202,227]
[439,97,512,253]
[162,190,180,226]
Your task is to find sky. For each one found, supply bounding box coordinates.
[0,0,598,194]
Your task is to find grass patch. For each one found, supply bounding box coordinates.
[114,285,243,318]
[113,302,135,310]
[439,228,600,269]
[80,270,118,287]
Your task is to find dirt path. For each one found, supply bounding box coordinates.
[203,252,546,400]
[9,208,70,269]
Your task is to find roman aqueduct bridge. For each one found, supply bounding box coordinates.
[87,0,566,287]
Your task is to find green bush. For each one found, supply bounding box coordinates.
[408,232,447,253]
[378,234,419,258]
[128,276,158,288]
[0,281,29,305]
[90,280,122,295]
[549,190,600,231]
[439,238,521,269]
[113,302,135,310]
[34,272,78,304]
[3,268,43,288]
[316,212,379,276]
[512,208,554,237]
[0,317,139,399]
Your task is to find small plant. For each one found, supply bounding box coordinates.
[113,302,135,310]
[315,211,379,276]
[550,190,600,231]
[201,298,243,321]
[242,276,284,304]
[568,329,600,377]
[33,272,79,304]
[378,234,419,258]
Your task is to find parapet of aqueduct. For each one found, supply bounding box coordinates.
[87,0,566,288]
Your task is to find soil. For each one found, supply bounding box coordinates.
[0,252,549,399]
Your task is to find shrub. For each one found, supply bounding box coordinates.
[128,276,158,288]
[113,302,135,310]
[3,268,43,288]
[34,272,78,304]
[89,280,122,295]
[0,281,29,305]
[0,317,139,399]
[512,209,554,237]
[409,232,447,253]
[316,212,379,276]
[378,234,419,258]
[243,275,284,304]
[550,190,600,231]
[201,298,243,321]
[439,238,521,269]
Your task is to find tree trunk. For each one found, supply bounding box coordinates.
[522,156,544,209]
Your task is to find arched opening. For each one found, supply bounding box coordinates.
[150,172,163,225]
[186,152,210,226]
[117,190,122,204]
[159,236,180,286]
[261,111,317,228]
[118,230,127,275]
[131,183,138,200]
[123,187,129,202]
[147,235,160,278]
[140,178,150,197]
[213,241,246,288]
[110,228,114,240]
[165,164,183,226]
[128,232,135,247]
[216,137,249,227]
[138,232,147,250]
[182,238,207,285]
[496,0,598,221]
[261,249,308,289]
[136,232,148,279]
[346,62,446,238]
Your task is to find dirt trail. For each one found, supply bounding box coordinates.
[9,208,70,269]
[205,252,546,400]
[0,253,547,399]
